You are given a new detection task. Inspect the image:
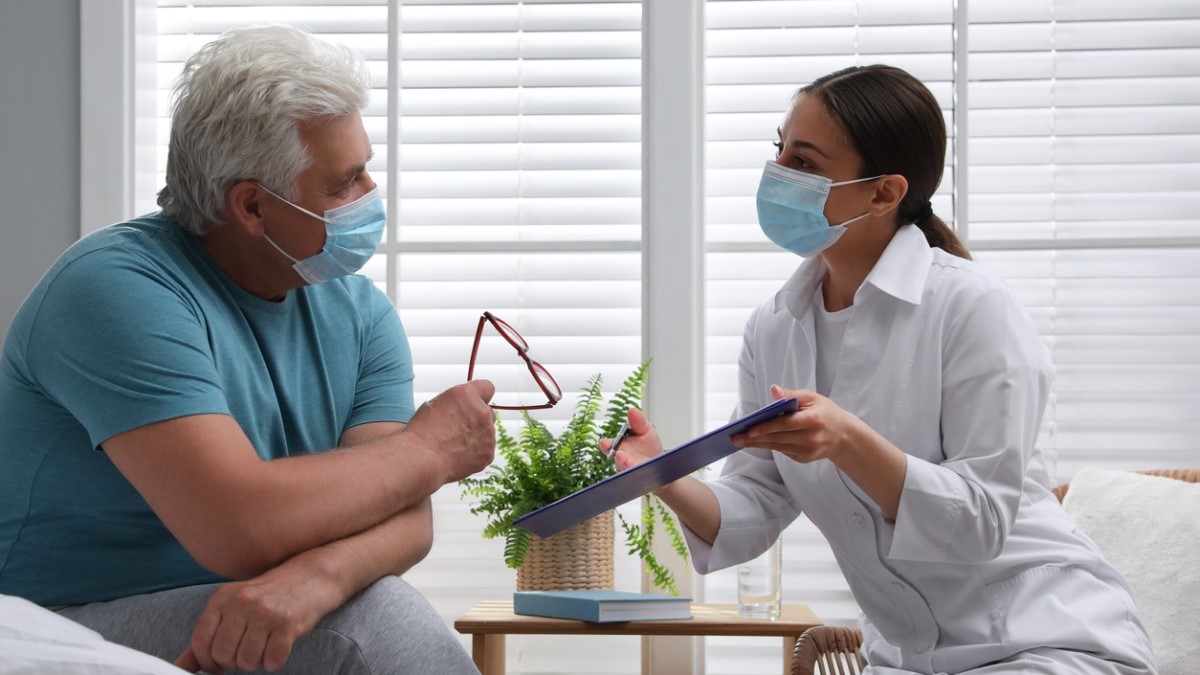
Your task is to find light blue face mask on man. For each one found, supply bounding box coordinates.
[755,161,882,257]
[258,184,386,285]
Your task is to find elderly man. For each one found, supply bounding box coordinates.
[0,25,492,674]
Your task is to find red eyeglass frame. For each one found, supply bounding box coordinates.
[467,311,563,410]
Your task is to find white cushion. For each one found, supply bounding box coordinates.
[1062,469,1200,675]
[0,595,187,674]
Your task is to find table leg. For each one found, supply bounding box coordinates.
[782,636,798,675]
[472,633,506,675]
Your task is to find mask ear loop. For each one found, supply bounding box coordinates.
[832,212,871,229]
[256,183,330,223]
[254,183,312,265]
[263,234,302,264]
[826,174,887,228]
[829,174,885,188]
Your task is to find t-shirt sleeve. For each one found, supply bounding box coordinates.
[345,285,416,429]
[25,250,230,448]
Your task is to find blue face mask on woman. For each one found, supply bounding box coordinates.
[755,161,882,257]
[259,184,386,285]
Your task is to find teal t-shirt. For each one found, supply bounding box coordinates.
[0,214,415,605]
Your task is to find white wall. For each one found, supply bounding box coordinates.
[0,0,80,337]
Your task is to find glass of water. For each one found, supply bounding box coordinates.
[737,539,782,620]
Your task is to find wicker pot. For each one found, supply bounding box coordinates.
[516,510,615,591]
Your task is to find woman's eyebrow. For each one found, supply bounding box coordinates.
[775,127,830,159]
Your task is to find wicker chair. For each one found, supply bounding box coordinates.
[791,625,866,675]
[789,468,1200,675]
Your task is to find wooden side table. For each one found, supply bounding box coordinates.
[454,601,821,675]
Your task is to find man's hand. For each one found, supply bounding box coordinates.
[404,379,497,483]
[174,561,345,673]
[174,496,435,674]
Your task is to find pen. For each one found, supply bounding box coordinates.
[606,421,631,459]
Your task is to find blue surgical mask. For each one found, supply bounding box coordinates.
[259,184,386,285]
[755,161,882,257]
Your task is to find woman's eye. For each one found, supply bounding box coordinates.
[772,140,783,158]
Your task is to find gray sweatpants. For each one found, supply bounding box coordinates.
[53,576,480,675]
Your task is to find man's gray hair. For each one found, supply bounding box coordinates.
[157,25,369,235]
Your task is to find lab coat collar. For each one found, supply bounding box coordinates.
[773,251,827,318]
[862,223,932,306]
[772,223,932,317]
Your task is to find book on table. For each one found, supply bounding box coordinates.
[512,590,693,623]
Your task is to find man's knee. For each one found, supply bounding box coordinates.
[295,576,477,675]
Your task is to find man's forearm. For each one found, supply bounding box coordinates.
[105,383,494,580]
[293,498,436,600]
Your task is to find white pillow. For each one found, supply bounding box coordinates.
[0,595,187,675]
[1062,468,1200,675]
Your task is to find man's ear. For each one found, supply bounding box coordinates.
[225,180,268,236]
[868,174,908,219]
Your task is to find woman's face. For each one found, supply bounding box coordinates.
[774,93,877,232]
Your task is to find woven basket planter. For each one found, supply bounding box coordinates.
[516,510,615,591]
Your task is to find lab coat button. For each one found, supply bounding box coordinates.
[851,513,865,528]
[916,642,931,653]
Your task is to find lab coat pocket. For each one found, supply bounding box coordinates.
[983,564,1137,654]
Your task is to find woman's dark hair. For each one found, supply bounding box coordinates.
[799,64,971,259]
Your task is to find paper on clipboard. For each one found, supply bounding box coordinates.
[513,397,799,538]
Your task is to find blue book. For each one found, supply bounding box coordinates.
[513,590,693,623]
[514,398,799,538]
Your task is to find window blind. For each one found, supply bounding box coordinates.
[965,0,1200,481]
[143,2,1200,674]
[384,6,645,672]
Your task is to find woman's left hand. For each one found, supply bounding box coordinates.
[731,385,864,464]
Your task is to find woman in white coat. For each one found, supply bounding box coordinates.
[606,65,1157,674]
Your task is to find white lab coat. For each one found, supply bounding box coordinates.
[686,225,1157,674]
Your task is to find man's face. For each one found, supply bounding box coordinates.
[261,111,376,260]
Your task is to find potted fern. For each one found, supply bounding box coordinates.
[460,360,689,595]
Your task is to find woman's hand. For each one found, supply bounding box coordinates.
[174,559,347,674]
[732,385,865,463]
[599,407,722,540]
[737,385,907,517]
[599,407,664,472]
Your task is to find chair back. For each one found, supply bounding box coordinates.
[791,625,865,675]
[1052,468,1200,503]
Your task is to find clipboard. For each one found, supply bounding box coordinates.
[513,397,799,538]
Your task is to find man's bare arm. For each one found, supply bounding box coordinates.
[102,381,494,579]
[178,494,435,672]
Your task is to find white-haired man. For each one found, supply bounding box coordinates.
[0,25,491,674]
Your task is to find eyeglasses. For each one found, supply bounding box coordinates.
[468,311,563,410]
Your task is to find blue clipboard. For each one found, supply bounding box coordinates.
[513,397,799,538]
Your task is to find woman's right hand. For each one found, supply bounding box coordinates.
[600,407,721,543]
[599,407,664,471]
